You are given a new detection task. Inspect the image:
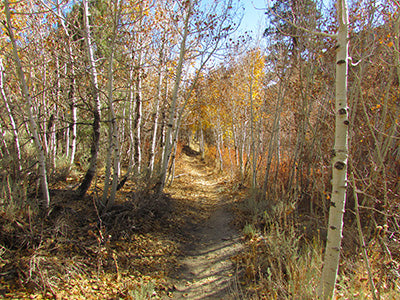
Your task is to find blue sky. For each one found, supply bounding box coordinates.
[239,0,267,35]
[238,0,335,35]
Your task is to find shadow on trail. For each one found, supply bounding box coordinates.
[166,150,243,300]
[182,145,201,157]
[173,204,242,300]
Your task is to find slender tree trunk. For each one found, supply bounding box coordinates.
[217,133,224,171]
[110,118,120,203]
[249,80,257,189]
[0,125,10,158]
[239,126,246,185]
[319,1,349,298]
[394,11,400,83]
[4,0,50,209]
[118,55,135,190]
[103,125,113,204]
[52,58,61,169]
[60,19,77,166]
[158,109,167,174]
[149,43,165,177]
[167,126,179,186]
[159,0,192,192]
[53,0,77,165]
[262,79,285,201]
[41,64,49,156]
[0,58,22,174]
[69,89,77,165]
[104,0,121,208]
[199,125,205,160]
[133,55,142,175]
[77,0,101,197]
[50,109,57,170]
[287,64,315,201]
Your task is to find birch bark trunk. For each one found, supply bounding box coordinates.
[395,11,400,83]
[199,126,205,160]
[0,58,22,174]
[159,0,192,192]
[319,0,349,298]
[4,0,50,209]
[102,0,121,208]
[149,41,165,177]
[261,79,285,201]
[249,88,258,189]
[77,0,102,197]
[133,55,142,175]
[117,53,135,190]
[55,0,77,167]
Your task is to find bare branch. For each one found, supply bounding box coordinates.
[267,5,337,39]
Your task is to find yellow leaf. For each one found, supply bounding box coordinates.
[387,41,394,47]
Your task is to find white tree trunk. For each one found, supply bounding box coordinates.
[149,43,165,177]
[102,0,121,208]
[199,125,205,160]
[41,64,49,156]
[133,53,143,175]
[4,0,50,208]
[69,95,77,165]
[0,58,22,173]
[159,0,192,191]
[126,54,136,178]
[56,0,77,167]
[319,0,349,298]
[395,11,400,83]
[77,0,102,197]
[103,126,113,204]
[249,76,257,189]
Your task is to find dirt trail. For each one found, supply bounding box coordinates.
[166,148,243,299]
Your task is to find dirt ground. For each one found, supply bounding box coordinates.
[165,148,243,299]
[0,145,244,299]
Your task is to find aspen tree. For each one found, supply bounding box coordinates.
[261,76,286,201]
[77,0,102,197]
[159,0,192,192]
[149,40,166,177]
[4,0,50,209]
[319,0,349,298]
[0,58,21,174]
[118,51,135,189]
[394,2,400,83]
[133,52,143,175]
[199,126,205,160]
[55,0,77,167]
[102,0,121,208]
[118,1,150,186]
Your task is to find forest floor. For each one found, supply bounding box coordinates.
[2,148,399,299]
[0,146,245,299]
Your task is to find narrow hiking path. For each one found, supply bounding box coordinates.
[165,147,243,299]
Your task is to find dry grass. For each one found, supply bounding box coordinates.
[234,190,400,299]
[235,212,322,299]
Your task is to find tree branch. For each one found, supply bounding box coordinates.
[267,6,337,39]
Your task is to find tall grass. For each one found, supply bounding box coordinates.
[237,208,323,299]
[237,192,400,299]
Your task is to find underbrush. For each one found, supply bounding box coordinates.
[234,192,400,299]
[0,174,179,298]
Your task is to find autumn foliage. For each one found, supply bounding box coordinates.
[0,0,399,298]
